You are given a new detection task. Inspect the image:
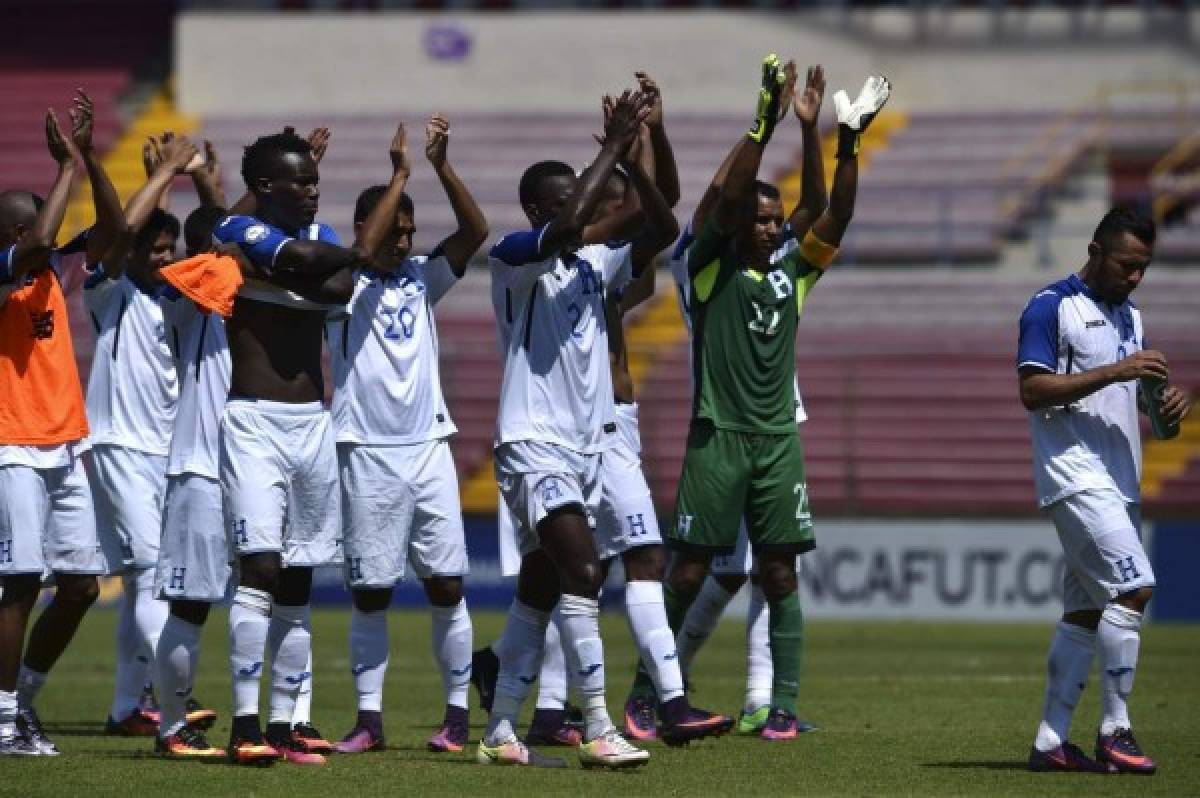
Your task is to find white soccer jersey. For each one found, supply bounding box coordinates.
[490,226,631,453]
[1017,273,1145,507]
[161,291,230,479]
[667,225,807,423]
[330,253,458,445]
[84,271,179,455]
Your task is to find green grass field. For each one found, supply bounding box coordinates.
[6,608,1199,797]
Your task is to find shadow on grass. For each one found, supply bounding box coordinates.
[43,721,107,736]
[920,761,1030,771]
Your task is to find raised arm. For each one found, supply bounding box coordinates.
[189,140,228,209]
[788,65,828,238]
[426,114,488,275]
[539,89,649,257]
[810,75,890,247]
[4,112,77,286]
[636,72,679,208]
[352,121,410,267]
[101,133,198,276]
[69,90,126,267]
[710,56,787,235]
[626,141,680,276]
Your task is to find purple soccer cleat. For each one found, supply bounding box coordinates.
[1028,741,1115,773]
[623,695,657,741]
[428,706,469,753]
[660,704,735,746]
[336,725,385,754]
[1095,729,1157,774]
[525,708,583,747]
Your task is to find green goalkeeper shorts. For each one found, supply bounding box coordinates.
[669,421,816,555]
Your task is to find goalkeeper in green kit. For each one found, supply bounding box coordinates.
[664,55,890,740]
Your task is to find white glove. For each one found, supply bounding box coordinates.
[833,75,891,133]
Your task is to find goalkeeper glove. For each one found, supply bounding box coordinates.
[833,75,892,159]
[748,54,786,145]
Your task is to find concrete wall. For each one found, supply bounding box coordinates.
[176,10,1200,116]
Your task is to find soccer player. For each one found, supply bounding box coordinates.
[329,115,487,755]
[663,57,888,741]
[150,136,234,758]
[1018,207,1190,775]
[477,89,673,769]
[213,128,364,765]
[0,93,123,755]
[84,133,198,737]
[666,63,828,735]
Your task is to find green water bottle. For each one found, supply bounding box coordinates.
[1141,376,1180,440]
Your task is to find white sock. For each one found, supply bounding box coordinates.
[744,584,772,713]
[1034,620,1096,752]
[558,593,611,741]
[1098,603,1142,736]
[16,666,47,710]
[625,580,684,702]
[0,690,16,738]
[229,586,272,718]
[485,600,549,745]
[155,614,202,737]
[535,609,568,711]
[431,599,473,710]
[677,576,735,676]
[134,566,169,669]
[293,651,313,725]
[110,573,147,720]
[268,603,311,725]
[349,607,389,713]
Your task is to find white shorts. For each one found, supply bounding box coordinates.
[220,399,340,568]
[495,441,603,564]
[0,455,104,577]
[593,403,662,560]
[1046,488,1155,613]
[339,440,468,588]
[88,444,168,573]
[156,474,234,602]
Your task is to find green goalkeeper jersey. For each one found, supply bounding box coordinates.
[686,217,830,434]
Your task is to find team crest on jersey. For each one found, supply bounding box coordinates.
[244,224,269,243]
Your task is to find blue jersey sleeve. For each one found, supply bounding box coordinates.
[0,244,15,285]
[1017,289,1061,373]
[214,215,294,273]
[311,223,341,245]
[489,225,549,267]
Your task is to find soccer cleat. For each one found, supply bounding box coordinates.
[470,647,499,713]
[184,698,217,731]
[0,733,41,756]
[476,735,567,768]
[156,726,225,760]
[1096,729,1157,774]
[737,706,770,735]
[266,729,326,766]
[622,695,657,741]
[526,709,583,747]
[291,722,334,754]
[1028,742,1115,773]
[335,725,386,754]
[16,706,59,756]
[660,706,735,747]
[759,708,818,741]
[105,709,158,737]
[428,722,468,753]
[228,735,281,766]
[578,728,650,770]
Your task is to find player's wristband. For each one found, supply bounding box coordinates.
[836,124,861,160]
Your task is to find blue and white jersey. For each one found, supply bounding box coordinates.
[329,251,458,445]
[667,224,807,423]
[489,226,631,454]
[214,217,343,309]
[1017,273,1145,507]
[84,271,178,455]
[161,291,230,480]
